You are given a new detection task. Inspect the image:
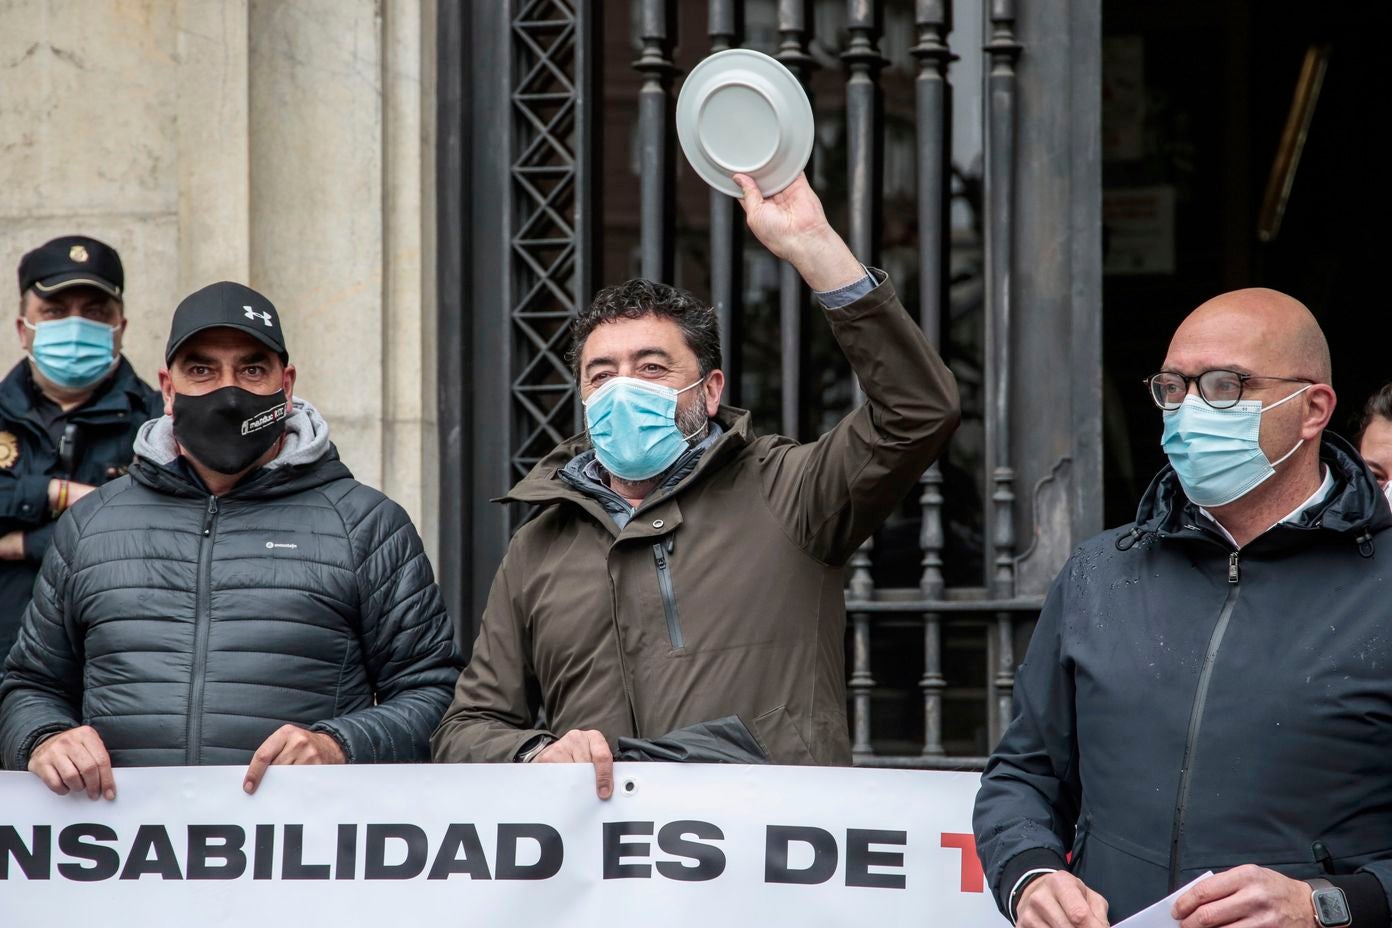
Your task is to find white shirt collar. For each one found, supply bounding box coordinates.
[1199,465,1334,548]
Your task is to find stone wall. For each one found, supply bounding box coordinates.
[0,0,439,558]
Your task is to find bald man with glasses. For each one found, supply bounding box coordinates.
[975,288,1391,928]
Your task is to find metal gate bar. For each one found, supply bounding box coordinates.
[708,0,744,401]
[636,0,676,283]
[984,0,1022,746]
[913,0,954,756]
[776,0,815,439]
[843,0,887,763]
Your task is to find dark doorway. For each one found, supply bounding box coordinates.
[1101,0,1392,525]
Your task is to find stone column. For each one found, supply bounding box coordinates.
[176,0,251,292]
[0,0,440,563]
[383,0,438,549]
[0,0,181,375]
[248,0,387,489]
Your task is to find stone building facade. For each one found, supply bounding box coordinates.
[0,0,440,558]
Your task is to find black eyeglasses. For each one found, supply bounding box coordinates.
[1145,369,1314,411]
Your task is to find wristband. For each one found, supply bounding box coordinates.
[52,478,69,518]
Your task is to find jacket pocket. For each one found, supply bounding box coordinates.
[1071,823,1172,920]
[750,705,817,765]
[1085,822,1171,868]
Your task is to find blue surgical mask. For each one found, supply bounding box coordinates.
[24,316,117,390]
[1160,385,1312,508]
[584,376,706,481]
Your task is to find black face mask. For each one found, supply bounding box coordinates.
[173,387,289,476]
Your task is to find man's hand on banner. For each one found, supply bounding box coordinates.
[243,724,347,794]
[1171,865,1315,928]
[1017,870,1110,928]
[534,729,614,800]
[28,725,115,800]
[733,172,866,293]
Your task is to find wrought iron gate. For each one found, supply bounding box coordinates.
[438,0,1102,768]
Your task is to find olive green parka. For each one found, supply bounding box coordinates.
[432,272,959,765]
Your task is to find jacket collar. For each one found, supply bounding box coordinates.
[1126,431,1392,551]
[0,356,150,427]
[501,405,753,511]
[552,422,726,528]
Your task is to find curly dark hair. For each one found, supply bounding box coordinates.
[1355,382,1392,445]
[566,279,722,380]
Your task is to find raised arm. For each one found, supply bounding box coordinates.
[735,172,960,565]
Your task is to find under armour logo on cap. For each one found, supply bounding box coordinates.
[244,306,274,327]
[166,281,289,365]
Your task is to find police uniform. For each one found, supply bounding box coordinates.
[0,237,161,663]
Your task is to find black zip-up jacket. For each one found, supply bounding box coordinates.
[0,400,461,770]
[974,433,1392,925]
[0,358,161,664]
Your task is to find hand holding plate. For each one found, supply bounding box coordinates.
[734,173,865,292]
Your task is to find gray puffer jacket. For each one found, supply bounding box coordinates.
[0,398,461,770]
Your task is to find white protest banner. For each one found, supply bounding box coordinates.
[0,763,1008,927]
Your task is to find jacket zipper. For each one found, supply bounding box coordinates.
[185,495,220,765]
[1167,548,1241,889]
[651,539,683,649]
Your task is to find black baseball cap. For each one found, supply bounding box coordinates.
[18,235,124,299]
[165,281,289,366]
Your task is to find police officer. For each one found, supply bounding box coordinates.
[0,236,161,662]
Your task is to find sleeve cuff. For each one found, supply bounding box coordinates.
[309,722,357,763]
[813,266,876,308]
[14,722,72,770]
[1327,872,1390,928]
[1000,847,1069,916]
[314,725,354,764]
[9,475,51,525]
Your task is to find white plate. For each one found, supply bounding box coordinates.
[676,48,814,198]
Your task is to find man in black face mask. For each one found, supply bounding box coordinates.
[0,281,461,800]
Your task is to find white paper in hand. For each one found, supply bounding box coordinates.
[1112,872,1215,928]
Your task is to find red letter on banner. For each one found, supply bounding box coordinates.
[939,833,984,893]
